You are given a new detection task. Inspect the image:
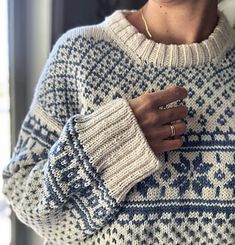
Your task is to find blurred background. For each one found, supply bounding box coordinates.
[0,0,234,244]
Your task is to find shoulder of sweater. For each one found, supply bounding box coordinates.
[31,22,113,126]
[56,21,112,48]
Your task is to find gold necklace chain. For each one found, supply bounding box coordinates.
[140,8,152,38]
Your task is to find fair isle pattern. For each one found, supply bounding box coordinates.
[2,9,235,245]
[2,103,124,243]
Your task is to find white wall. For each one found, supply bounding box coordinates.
[25,1,52,244]
[219,0,235,28]
[25,0,52,107]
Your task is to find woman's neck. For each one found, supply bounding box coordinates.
[126,0,218,45]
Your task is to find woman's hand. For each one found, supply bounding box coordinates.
[128,86,188,154]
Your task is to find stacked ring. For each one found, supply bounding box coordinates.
[170,124,176,137]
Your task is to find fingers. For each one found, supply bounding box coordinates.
[146,121,187,141]
[148,86,188,108]
[151,138,184,154]
[158,106,188,125]
[165,120,184,140]
[163,119,181,126]
[162,121,187,139]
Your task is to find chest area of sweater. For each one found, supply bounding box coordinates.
[76,59,235,201]
[75,57,235,132]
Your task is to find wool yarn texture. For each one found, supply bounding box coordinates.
[2,9,235,245]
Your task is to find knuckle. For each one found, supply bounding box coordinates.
[153,113,161,124]
[154,96,160,106]
[141,93,149,100]
[142,95,153,109]
[148,118,155,127]
[148,113,159,125]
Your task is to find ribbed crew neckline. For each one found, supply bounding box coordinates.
[102,9,235,67]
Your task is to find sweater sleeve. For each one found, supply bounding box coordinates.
[1,30,161,244]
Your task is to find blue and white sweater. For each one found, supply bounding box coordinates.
[2,9,235,245]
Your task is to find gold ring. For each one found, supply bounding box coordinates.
[170,125,176,137]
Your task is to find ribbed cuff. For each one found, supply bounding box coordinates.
[74,98,161,202]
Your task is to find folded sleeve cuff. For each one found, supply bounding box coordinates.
[73,98,162,202]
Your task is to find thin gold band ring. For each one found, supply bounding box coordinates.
[170,124,176,137]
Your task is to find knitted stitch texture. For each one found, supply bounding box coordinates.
[2,9,235,245]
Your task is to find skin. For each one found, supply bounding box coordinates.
[129,87,188,154]
[126,0,218,44]
[127,0,218,154]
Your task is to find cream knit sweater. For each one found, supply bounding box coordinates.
[2,9,235,245]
